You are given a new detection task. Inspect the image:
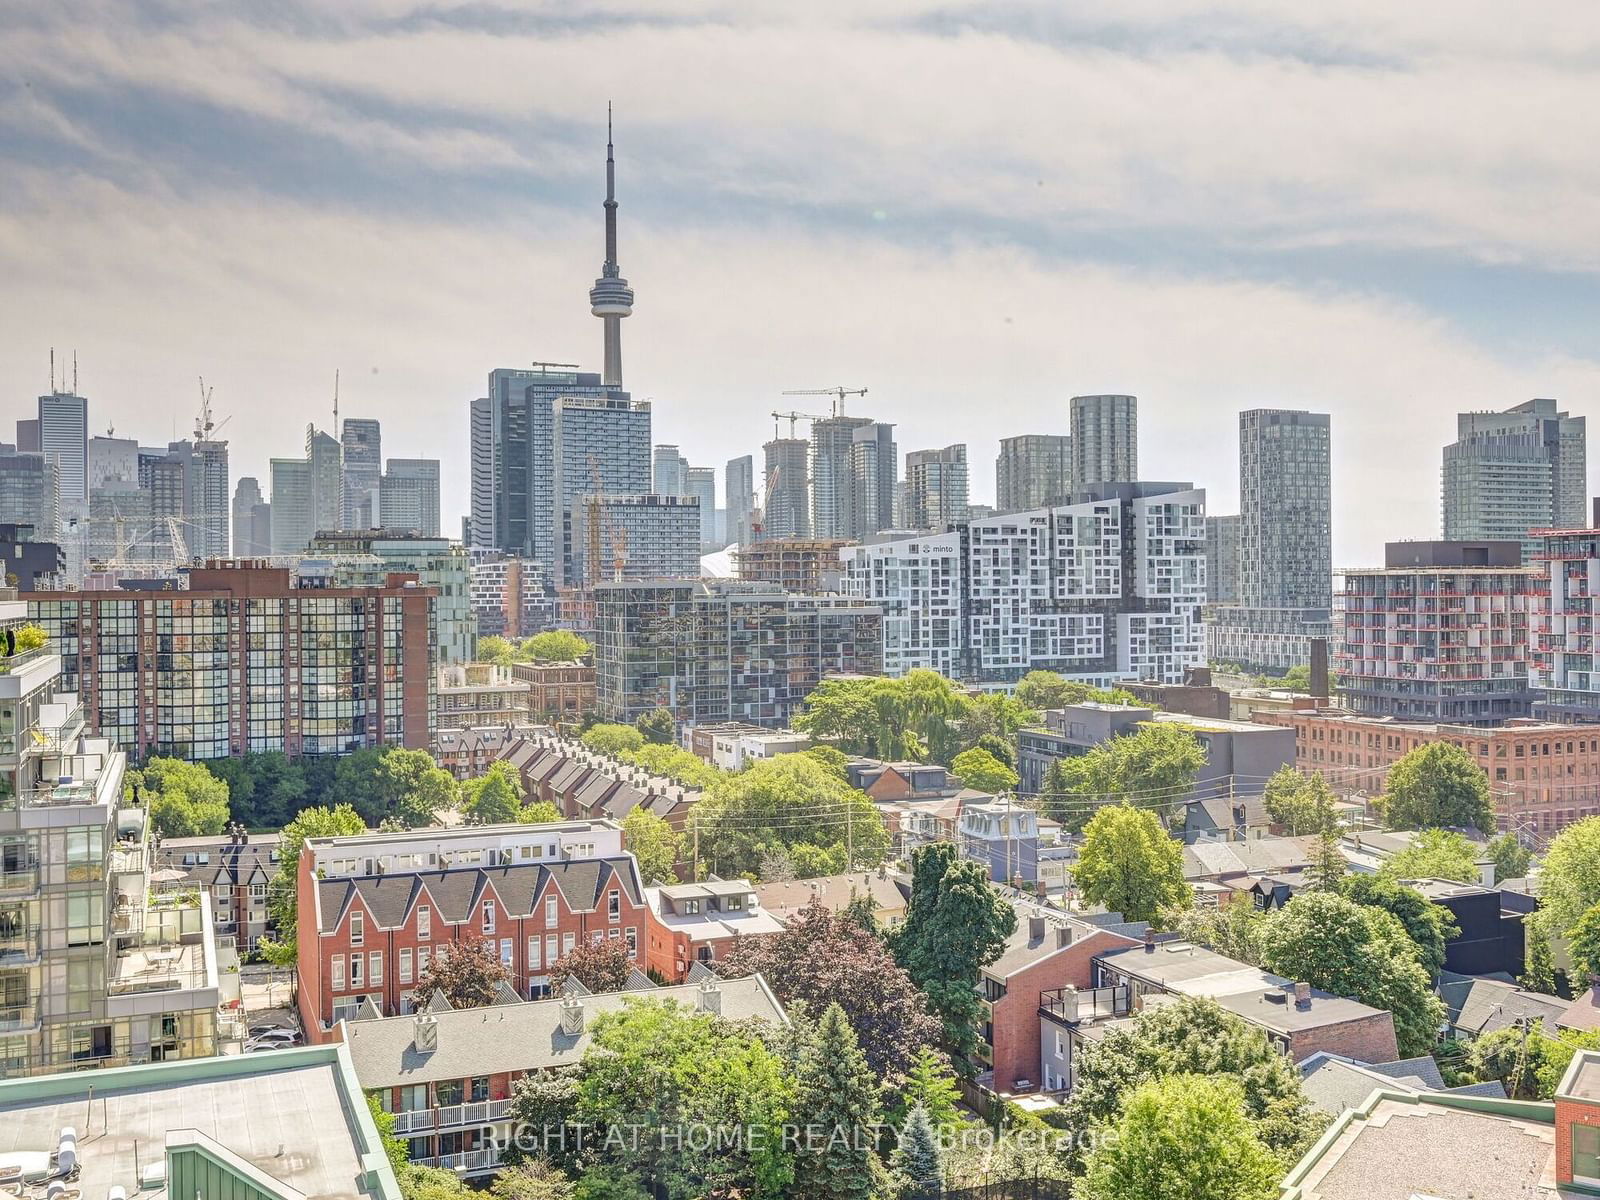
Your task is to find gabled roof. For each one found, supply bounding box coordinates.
[685,961,720,984]
[424,990,454,1014]
[560,976,591,998]
[1442,972,1566,1037]
[622,967,655,991]
[491,981,522,1006]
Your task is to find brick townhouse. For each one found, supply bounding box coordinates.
[295,822,650,1038]
[157,828,283,951]
[498,734,701,830]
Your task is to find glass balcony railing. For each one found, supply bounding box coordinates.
[0,867,39,897]
[0,1000,39,1033]
[0,928,40,966]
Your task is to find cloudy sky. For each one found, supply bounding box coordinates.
[3,1,1598,564]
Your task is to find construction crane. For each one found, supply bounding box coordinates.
[194,377,233,443]
[770,410,827,439]
[585,454,628,586]
[782,386,867,417]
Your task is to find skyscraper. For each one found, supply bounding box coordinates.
[1442,399,1586,559]
[1205,514,1241,604]
[553,395,650,584]
[686,467,717,548]
[379,458,442,536]
[810,416,872,538]
[848,423,897,539]
[232,477,270,556]
[469,396,495,549]
[173,437,230,558]
[905,444,969,531]
[995,434,1071,512]
[37,390,88,506]
[341,417,382,530]
[0,453,58,540]
[653,445,689,496]
[1070,394,1137,488]
[1206,410,1333,671]
[306,425,341,535]
[762,439,810,539]
[588,106,634,389]
[725,455,755,547]
[87,435,138,494]
[269,457,314,553]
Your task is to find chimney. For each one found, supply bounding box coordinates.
[1055,924,1071,948]
[559,994,584,1035]
[413,1011,437,1052]
[1309,639,1330,700]
[1294,981,1312,1010]
[697,977,722,1015]
[1143,928,1156,954]
[1028,915,1046,941]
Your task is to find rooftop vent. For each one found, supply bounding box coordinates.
[559,994,584,1035]
[413,1011,438,1052]
[697,977,722,1016]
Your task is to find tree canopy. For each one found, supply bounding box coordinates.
[633,708,676,745]
[1073,803,1190,922]
[621,808,682,885]
[1041,723,1205,832]
[721,896,940,1080]
[794,670,1033,767]
[414,938,514,1009]
[211,751,309,829]
[550,938,634,994]
[1381,742,1494,833]
[1487,832,1532,884]
[890,843,1015,1063]
[581,724,646,757]
[460,761,528,825]
[1340,873,1459,977]
[1014,671,1138,710]
[1262,766,1340,837]
[690,755,888,879]
[1378,828,1481,885]
[620,743,721,789]
[325,747,457,828]
[790,1003,889,1200]
[260,803,366,964]
[1260,890,1445,1057]
[131,757,231,838]
[949,747,1019,795]
[479,631,592,666]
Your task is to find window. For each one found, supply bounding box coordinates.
[399,948,413,984]
[349,954,364,988]
[350,910,364,947]
[417,906,431,939]
[370,951,383,986]
[470,1076,490,1103]
[417,946,431,976]
[562,932,575,955]
[527,937,542,971]
[608,892,621,921]
[546,934,557,965]
[500,938,513,968]
[482,900,496,934]
[625,927,637,958]
[434,1080,463,1107]
[545,896,558,928]
[332,955,345,991]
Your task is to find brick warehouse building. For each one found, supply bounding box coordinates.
[295,822,651,1038]
[28,561,435,760]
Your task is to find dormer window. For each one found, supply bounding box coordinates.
[350,910,364,946]
[683,899,701,915]
[608,892,621,921]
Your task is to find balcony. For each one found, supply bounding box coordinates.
[0,928,41,967]
[413,1149,502,1175]
[0,999,39,1034]
[392,1098,514,1137]
[0,867,39,898]
[1040,985,1129,1023]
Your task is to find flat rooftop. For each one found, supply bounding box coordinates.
[0,1047,392,1200]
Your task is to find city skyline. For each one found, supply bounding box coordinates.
[4,5,1600,566]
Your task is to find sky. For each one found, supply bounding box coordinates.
[3,1,1599,566]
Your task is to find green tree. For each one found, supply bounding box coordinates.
[1340,873,1459,977]
[1014,671,1137,710]
[477,635,516,666]
[891,1105,942,1193]
[1279,663,1313,692]
[1060,994,1324,1168]
[634,707,676,745]
[890,843,1016,1064]
[1533,818,1600,978]
[949,747,1019,794]
[1042,724,1205,832]
[899,669,971,765]
[259,803,366,964]
[1163,899,1265,966]
[519,800,562,824]
[885,1047,962,1135]
[519,630,591,663]
[690,756,889,878]
[1309,821,1348,892]
[1381,742,1494,833]
[328,747,392,825]
[399,1164,475,1200]
[461,761,526,825]
[803,745,849,778]
[570,1169,649,1200]
[414,937,513,1009]
[1260,891,1445,1057]
[376,748,458,828]
[131,757,231,838]
[621,808,682,884]
[621,744,721,788]
[1080,1074,1282,1200]
[1469,1025,1600,1100]
[1379,828,1481,884]
[12,623,47,653]
[794,678,884,757]
[1487,832,1532,884]
[1073,803,1190,923]
[957,692,1037,758]
[792,1003,887,1200]
[501,1069,583,1172]
[576,998,794,1199]
[367,1092,409,1175]
[581,724,646,757]
[216,751,308,828]
[550,938,634,994]
[1568,901,1600,984]
[489,1161,573,1200]
[1262,766,1340,836]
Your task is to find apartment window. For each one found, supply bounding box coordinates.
[482,900,496,934]
[417,946,431,976]
[500,938,513,968]
[562,932,575,955]
[435,1080,463,1107]
[608,892,621,922]
[370,951,383,987]
[625,927,637,958]
[332,955,345,991]
[350,954,364,988]
[350,910,364,947]
[545,934,558,965]
[417,906,431,939]
[527,937,542,971]
[545,896,558,928]
[470,1076,490,1103]
[399,948,413,984]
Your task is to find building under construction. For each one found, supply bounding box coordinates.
[735,536,848,593]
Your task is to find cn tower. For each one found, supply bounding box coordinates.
[588,103,634,390]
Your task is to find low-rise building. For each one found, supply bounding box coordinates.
[643,880,784,981]
[510,660,597,725]
[436,663,532,730]
[959,800,1039,885]
[342,973,786,1177]
[435,725,541,781]
[153,828,282,951]
[1257,706,1600,842]
[295,821,649,1037]
[751,871,908,928]
[497,734,702,831]
[0,1043,402,1200]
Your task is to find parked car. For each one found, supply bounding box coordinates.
[246,1029,301,1050]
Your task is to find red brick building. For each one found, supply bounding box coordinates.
[643,881,785,981]
[295,821,648,1038]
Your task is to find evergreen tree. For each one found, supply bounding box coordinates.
[891,1105,942,1194]
[792,1003,887,1200]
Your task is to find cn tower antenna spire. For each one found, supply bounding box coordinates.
[590,102,633,390]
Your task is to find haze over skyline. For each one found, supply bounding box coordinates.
[4,1,1599,564]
